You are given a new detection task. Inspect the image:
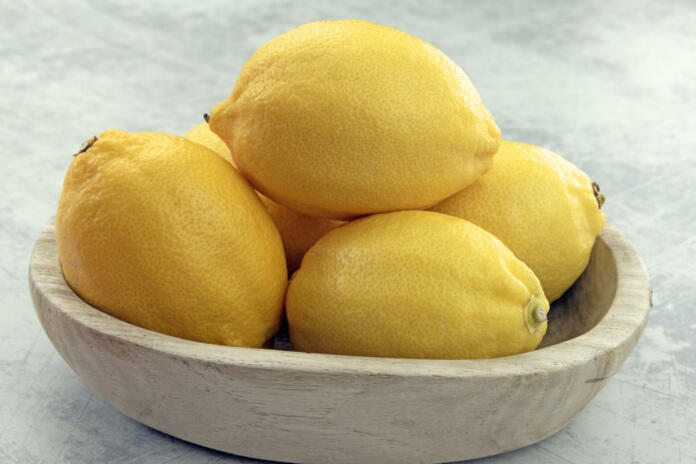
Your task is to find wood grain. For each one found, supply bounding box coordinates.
[29,218,651,464]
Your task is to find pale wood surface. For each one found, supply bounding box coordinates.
[29,219,651,464]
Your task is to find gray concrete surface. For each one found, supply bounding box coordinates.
[1,1,695,463]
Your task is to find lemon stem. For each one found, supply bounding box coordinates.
[73,136,97,157]
[533,306,547,323]
[524,294,547,334]
[592,182,606,209]
[203,113,210,123]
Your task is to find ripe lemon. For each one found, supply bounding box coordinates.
[56,130,287,347]
[209,20,501,219]
[185,121,233,164]
[259,198,344,273]
[286,211,549,359]
[431,141,606,302]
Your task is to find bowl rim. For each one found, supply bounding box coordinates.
[30,218,651,379]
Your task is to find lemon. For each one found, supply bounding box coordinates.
[286,211,548,359]
[185,121,233,164]
[258,197,344,273]
[56,130,287,347]
[209,20,500,219]
[431,141,606,302]
[185,122,344,272]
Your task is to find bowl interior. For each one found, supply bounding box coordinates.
[538,238,616,348]
[33,217,649,377]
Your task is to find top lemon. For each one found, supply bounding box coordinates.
[209,20,500,219]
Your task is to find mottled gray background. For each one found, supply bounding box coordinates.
[2,1,695,463]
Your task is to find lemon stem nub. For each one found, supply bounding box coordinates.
[596,193,606,208]
[592,182,606,209]
[73,136,98,157]
[524,294,547,334]
[533,306,547,323]
[203,113,210,123]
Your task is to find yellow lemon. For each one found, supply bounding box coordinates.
[258,197,344,273]
[286,210,548,359]
[185,120,233,163]
[56,130,287,347]
[209,20,500,219]
[431,141,606,302]
[185,122,344,272]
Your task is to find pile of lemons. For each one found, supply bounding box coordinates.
[56,21,605,360]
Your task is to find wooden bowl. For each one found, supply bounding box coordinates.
[30,218,651,464]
